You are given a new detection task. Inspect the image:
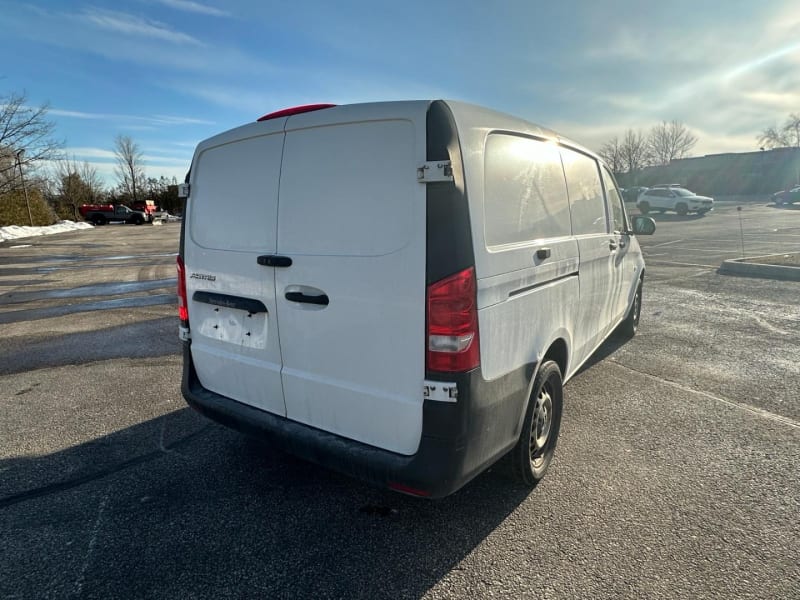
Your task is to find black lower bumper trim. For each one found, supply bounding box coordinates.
[181,344,533,498]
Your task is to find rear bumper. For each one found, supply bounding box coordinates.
[181,343,532,498]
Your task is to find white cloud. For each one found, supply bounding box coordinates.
[150,0,230,18]
[63,147,118,161]
[49,108,214,126]
[81,8,202,46]
[171,84,287,115]
[5,6,277,80]
[54,153,190,186]
[87,159,188,185]
[62,147,191,166]
[142,154,191,165]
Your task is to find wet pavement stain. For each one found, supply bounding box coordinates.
[0,252,177,266]
[0,279,56,288]
[0,279,176,305]
[30,261,174,273]
[0,294,175,324]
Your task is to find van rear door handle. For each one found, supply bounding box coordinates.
[285,291,329,306]
[257,255,292,267]
[609,240,618,251]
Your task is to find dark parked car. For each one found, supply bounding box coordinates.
[772,186,800,205]
[623,186,648,203]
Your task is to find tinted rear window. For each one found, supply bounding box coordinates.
[483,134,571,247]
[561,147,608,235]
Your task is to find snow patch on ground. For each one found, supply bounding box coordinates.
[0,221,94,242]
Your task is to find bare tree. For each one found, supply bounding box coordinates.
[52,156,105,220]
[758,113,800,149]
[783,113,800,147]
[620,129,650,175]
[113,135,145,202]
[0,91,62,195]
[757,126,787,150]
[598,136,625,174]
[648,120,697,166]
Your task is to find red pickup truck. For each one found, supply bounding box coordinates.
[79,204,148,225]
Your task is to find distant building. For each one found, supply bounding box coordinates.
[619,147,800,196]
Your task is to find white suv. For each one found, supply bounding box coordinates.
[637,186,713,215]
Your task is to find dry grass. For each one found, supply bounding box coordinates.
[0,190,58,227]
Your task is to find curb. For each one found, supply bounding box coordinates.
[719,254,800,281]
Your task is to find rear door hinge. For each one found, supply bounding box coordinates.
[417,161,453,183]
[178,183,190,198]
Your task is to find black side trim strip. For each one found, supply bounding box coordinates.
[508,272,579,298]
[192,291,267,314]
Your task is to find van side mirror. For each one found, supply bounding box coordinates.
[631,216,656,235]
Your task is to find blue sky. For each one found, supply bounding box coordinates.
[2,0,799,185]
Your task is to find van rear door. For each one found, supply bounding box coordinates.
[185,119,287,417]
[275,103,428,455]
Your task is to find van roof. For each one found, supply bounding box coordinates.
[193,100,601,165]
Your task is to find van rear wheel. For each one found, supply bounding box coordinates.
[617,281,642,338]
[510,360,563,487]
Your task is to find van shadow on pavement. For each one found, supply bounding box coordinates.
[1,407,533,599]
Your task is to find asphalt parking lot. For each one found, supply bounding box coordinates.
[1,206,798,599]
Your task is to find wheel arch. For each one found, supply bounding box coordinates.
[513,336,571,439]
[542,338,569,379]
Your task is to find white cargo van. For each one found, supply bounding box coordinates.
[178,100,655,498]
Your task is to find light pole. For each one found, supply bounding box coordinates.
[15,149,34,227]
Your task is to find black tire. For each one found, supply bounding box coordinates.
[91,214,106,226]
[510,360,563,487]
[676,202,688,216]
[133,215,144,225]
[617,280,642,338]
[638,201,650,215]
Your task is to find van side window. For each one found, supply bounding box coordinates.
[484,134,571,247]
[601,167,627,233]
[560,148,608,235]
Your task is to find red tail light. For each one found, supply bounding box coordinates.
[256,103,336,122]
[177,256,189,325]
[426,266,480,372]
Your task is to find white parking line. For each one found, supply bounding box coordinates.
[650,239,684,248]
[667,248,740,253]
[611,363,800,429]
[644,259,717,268]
